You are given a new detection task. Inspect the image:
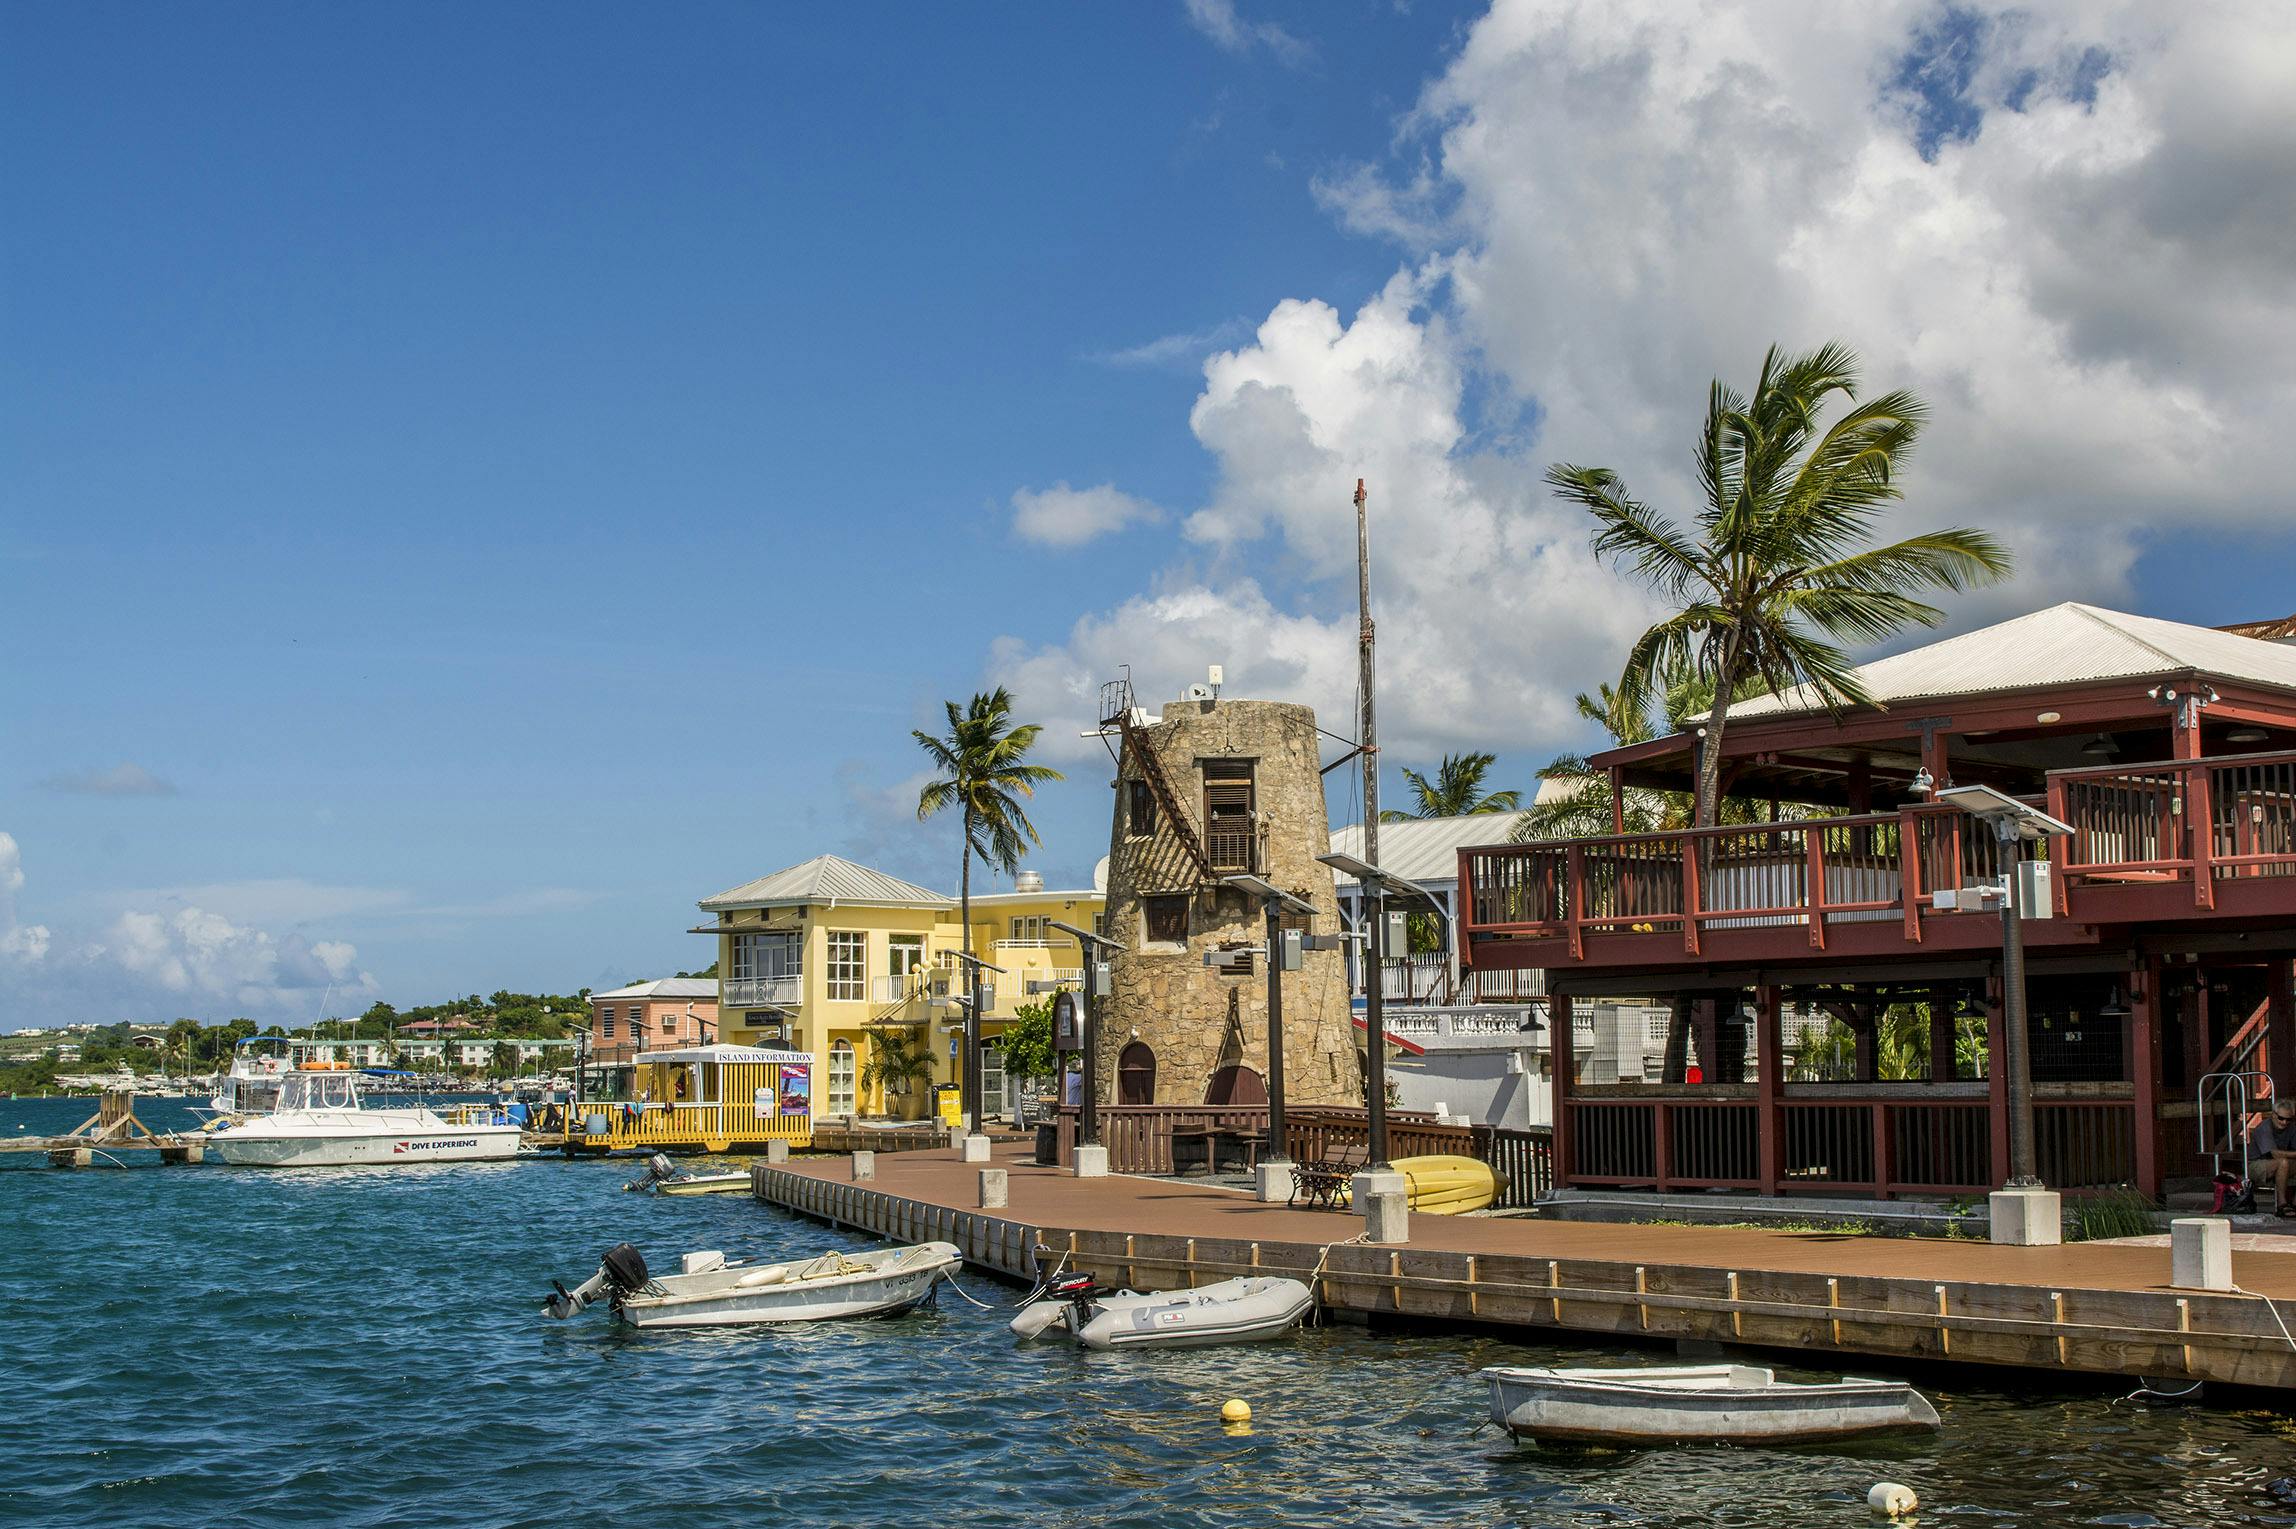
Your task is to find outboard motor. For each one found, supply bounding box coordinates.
[624,1153,680,1192]
[1010,1271,1102,1341]
[543,1242,650,1319]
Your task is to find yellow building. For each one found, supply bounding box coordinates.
[698,855,1103,1122]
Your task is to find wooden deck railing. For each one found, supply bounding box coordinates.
[1460,748,2296,961]
[1050,1104,1553,1206]
[1564,1089,2134,1196]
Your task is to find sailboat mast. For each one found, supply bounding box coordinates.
[1354,477,1390,1170]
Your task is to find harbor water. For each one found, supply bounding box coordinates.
[7,1096,2296,1529]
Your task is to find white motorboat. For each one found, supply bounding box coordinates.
[544,1241,961,1328]
[1010,1271,1314,1350]
[623,1153,750,1196]
[203,1041,521,1167]
[1478,1364,1941,1446]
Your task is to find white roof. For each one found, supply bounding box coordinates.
[1327,810,1534,887]
[700,854,952,911]
[591,978,719,1001]
[636,1044,812,1066]
[1724,602,2296,722]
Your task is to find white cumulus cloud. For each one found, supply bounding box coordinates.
[0,832,52,965]
[993,2,2296,783]
[1010,482,1166,548]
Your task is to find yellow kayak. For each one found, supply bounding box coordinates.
[1338,1154,1502,1214]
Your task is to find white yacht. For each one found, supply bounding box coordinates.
[204,1039,522,1167]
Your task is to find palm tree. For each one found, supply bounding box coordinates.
[860,1027,936,1117]
[1381,752,1522,822]
[914,688,1065,962]
[1549,342,2011,827]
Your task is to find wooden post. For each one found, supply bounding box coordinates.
[1757,986,1782,1194]
[1804,828,1828,949]
[2133,957,2162,1200]
[2184,977,2213,1100]
[1900,807,1925,943]
[1986,979,2011,1187]
[1929,996,1956,1083]
[2188,755,2216,910]
[1608,768,1626,835]
[1652,1100,1673,1192]
[2269,959,2295,1100]
[1550,990,1574,1190]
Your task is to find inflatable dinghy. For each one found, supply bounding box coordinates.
[1010,1272,1313,1350]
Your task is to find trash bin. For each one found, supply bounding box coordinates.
[933,1082,963,1130]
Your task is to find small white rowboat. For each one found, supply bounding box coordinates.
[1011,1272,1314,1350]
[1479,1364,1940,1446]
[545,1241,961,1329]
[655,1171,752,1197]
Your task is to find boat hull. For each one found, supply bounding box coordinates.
[615,1242,962,1329]
[209,1123,523,1167]
[1067,1277,1315,1351]
[1480,1364,1941,1446]
[656,1173,753,1196]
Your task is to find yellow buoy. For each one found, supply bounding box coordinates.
[1220,1399,1251,1424]
[1867,1482,1917,1517]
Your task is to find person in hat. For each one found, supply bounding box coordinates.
[2249,1096,2296,1216]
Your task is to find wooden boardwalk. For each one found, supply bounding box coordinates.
[755,1142,2296,1391]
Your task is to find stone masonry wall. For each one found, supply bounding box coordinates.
[1096,696,1359,1107]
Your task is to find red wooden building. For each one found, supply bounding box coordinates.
[1456,602,2296,1203]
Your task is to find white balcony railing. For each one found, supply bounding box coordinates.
[723,975,802,1007]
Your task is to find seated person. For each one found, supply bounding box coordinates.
[2251,1096,2296,1215]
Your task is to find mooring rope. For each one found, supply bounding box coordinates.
[938,1271,997,1310]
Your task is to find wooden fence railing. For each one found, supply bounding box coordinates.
[1049,1104,1553,1207]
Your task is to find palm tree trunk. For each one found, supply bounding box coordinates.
[1694,649,1742,828]
[960,806,974,1127]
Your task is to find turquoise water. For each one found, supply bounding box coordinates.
[8,1095,2296,1529]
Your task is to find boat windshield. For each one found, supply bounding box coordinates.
[278,1073,360,1111]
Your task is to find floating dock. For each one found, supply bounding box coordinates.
[754,1143,2296,1391]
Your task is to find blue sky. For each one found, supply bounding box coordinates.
[5,2,2294,1024]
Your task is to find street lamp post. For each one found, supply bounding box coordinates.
[1049,919,1122,1178]
[1220,874,1319,1201]
[947,950,1005,1164]
[1936,784,2073,1246]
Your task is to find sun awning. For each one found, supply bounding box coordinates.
[1347,1015,1428,1056]
[635,1044,813,1066]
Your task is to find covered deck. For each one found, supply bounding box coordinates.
[1452,604,2296,1201]
[551,1044,814,1153]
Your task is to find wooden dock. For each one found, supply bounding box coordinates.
[753,1142,2296,1391]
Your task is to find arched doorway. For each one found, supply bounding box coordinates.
[1117,1041,1156,1105]
[1203,1064,1266,1106]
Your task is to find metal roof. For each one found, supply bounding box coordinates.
[699,854,953,911]
[1722,602,2296,722]
[590,978,719,1001]
[1327,810,1534,888]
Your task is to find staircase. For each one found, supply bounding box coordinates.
[1100,675,1215,884]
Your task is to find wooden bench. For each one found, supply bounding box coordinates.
[1289,1143,1364,1208]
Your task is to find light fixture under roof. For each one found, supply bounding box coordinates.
[2081,732,2118,756]
[2228,727,2269,744]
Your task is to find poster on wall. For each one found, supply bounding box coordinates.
[778,1064,811,1116]
[753,1087,774,1119]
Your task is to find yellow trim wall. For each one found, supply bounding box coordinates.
[709,882,1103,1122]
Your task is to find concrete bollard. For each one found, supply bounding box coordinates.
[765,1139,790,1164]
[1356,1167,1410,1244]
[1362,1190,1409,1245]
[979,1167,1009,1209]
[1072,1143,1109,1178]
[2172,1216,2233,1291]
[960,1134,992,1165]
[1987,1185,2063,1246]
[851,1150,876,1181]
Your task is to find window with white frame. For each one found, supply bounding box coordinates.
[826,932,866,1001]
[887,934,925,979]
[731,931,802,982]
[828,1039,856,1115]
[1008,915,1050,943]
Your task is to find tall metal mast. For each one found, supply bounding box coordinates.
[1354,478,1390,1170]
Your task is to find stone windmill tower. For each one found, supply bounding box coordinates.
[1092,671,1357,1108]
